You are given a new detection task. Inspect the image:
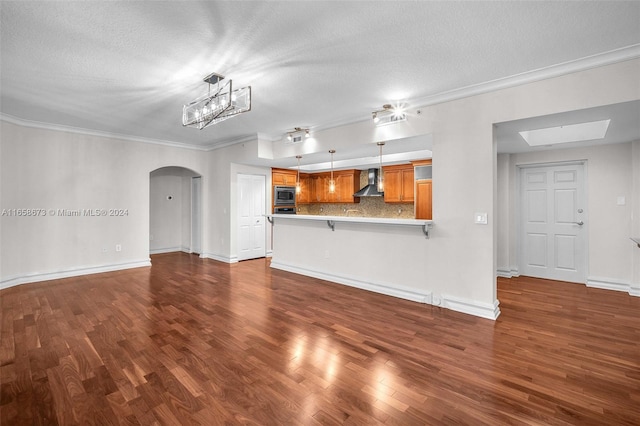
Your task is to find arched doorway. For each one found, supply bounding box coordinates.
[149,167,202,255]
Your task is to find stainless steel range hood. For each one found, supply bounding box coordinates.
[353,168,384,197]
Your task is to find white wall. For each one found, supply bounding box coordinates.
[497,142,637,292]
[150,173,183,252]
[0,122,207,288]
[631,141,640,295]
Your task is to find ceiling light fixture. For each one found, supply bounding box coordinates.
[377,141,385,191]
[372,103,407,126]
[286,127,310,143]
[328,149,336,193]
[295,155,302,194]
[182,72,251,130]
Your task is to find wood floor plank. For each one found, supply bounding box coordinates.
[1,253,640,425]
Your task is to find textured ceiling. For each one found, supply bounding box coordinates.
[1,1,639,150]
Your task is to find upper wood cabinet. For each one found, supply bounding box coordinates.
[382,164,414,203]
[412,159,433,220]
[415,180,432,220]
[295,169,361,204]
[272,168,298,186]
[297,173,311,204]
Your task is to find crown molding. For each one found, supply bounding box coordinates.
[312,45,640,134]
[0,113,211,151]
[410,44,640,110]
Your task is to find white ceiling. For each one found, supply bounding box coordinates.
[1,1,639,155]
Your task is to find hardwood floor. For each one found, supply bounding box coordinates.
[1,253,639,425]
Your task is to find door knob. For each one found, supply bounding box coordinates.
[574,221,584,226]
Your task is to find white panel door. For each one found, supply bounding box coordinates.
[238,174,266,261]
[519,163,587,283]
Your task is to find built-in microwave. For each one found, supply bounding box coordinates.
[274,185,296,206]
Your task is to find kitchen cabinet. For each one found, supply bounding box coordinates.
[412,159,432,220]
[297,173,311,204]
[309,174,326,203]
[300,169,361,204]
[333,170,361,203]
[382,164,414,203]
[415,180,432,220]
[272,168,298,186]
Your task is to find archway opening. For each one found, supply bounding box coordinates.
[149,166,202,255]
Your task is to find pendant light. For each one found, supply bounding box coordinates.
[295,155,302,194]
[328,149,336,193]
[377,141,385,191]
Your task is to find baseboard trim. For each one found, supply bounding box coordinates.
[587,276,638,296]
[201,252,237,264]
[441,294,501,320]
[497,267,520,278]
[150,247,191,255]
[270,260,432,304]
[0,259,152,290]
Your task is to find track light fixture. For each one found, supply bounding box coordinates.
[371,103,407,126]
[286,127,311,143]
[182,72,251,130]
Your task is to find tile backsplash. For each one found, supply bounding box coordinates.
[297,197,414,218]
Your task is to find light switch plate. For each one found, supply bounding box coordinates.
[617,196,626,205]
[475,212,488,225]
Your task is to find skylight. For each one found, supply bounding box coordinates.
[519,119,611,146]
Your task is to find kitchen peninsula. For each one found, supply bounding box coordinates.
[268,162,443,309]
[267,212,435,305]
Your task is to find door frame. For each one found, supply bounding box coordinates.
[516,160,589,283]
[191,176,202,255]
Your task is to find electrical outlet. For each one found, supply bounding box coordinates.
[115,244,122,252]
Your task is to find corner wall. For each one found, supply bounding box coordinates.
[0,121,207,288]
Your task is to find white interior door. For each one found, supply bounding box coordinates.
[191,176,202,255]
[238,174,266,261]
[519,163,587,283]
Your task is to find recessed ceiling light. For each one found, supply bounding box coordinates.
[519,119,611,146]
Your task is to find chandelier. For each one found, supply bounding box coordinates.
[182,72,251,130]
